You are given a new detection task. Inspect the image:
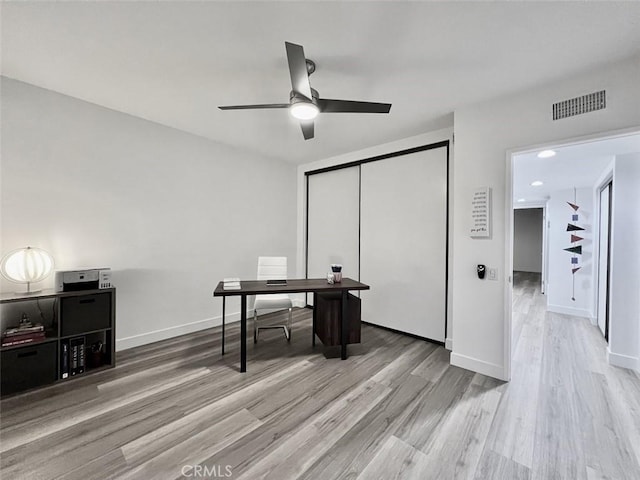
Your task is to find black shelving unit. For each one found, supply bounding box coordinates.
[0,288,115,396]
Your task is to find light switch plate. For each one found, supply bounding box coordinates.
[488,268,497,281]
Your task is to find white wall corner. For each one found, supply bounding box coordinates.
[445,337,453,351]
[450,352,507,381]
[607,347,640,373]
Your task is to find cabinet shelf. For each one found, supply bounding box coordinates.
[60,327,111,340]
[1,288,115,396]
[0,335,58,352]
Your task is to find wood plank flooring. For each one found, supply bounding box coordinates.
[2,274,640,479]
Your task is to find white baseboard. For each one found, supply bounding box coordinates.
[116,302,306,352]
[547,304,593,319]
[445,338,453,351]
[607,347,640,372]
[450,352,507,381]
[116,309,249,351]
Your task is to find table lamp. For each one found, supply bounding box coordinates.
[0,246,54,294]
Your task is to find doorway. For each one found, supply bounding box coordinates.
[513,207,546,294]
[507,129,640,380]
[596,181,613,341]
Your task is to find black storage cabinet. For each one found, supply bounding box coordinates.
[60,292,112,336]
[314,292,362,346]
[1,288,116,396]
[1,342,57,395]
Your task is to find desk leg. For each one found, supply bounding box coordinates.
[312,292,317,347]
[221,296,226,355]
[341,290,348,360]
[240,295,247,373]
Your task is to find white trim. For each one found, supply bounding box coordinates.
[445,337,453,351]
[594,166,615,337]
[450,352,507,381]
[546,304,593,319]
[117,316,223,351]
[504,150,514,382]
[607,347,640,372]
[513,200,547,210]
[292,298,306,309]
[116,299,305,351]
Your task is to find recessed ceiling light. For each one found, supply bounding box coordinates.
[517,198,526,203]
[531,180,544,187]
[537,150,556,158]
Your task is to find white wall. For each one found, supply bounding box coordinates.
[0,78,297,350]
[296,127,454,349]
[546,188,594,318]
[608,153,640,372]
[513,208,543,273]
[452,54,640,380]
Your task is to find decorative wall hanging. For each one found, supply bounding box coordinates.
[566,224,585,232]
[470,187,491,238]
[564,188,583,301]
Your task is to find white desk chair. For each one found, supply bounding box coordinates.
[253,256,293,343]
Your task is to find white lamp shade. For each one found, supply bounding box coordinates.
[0,247,54,284]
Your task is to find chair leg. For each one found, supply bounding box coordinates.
[287,307,292,342]
[253,309,258,344]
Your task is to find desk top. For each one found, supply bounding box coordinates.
[213,278,369,297]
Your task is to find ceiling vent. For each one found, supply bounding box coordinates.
[553,90,606,120]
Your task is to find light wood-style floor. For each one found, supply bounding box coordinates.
[2,273,640,479]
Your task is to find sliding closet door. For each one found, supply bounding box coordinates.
[307,166,360,304]
[360,147,447,341]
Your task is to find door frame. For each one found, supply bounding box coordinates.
[504,126,640,381]
[596,178,614,341]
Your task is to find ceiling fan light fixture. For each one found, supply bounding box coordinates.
[290,102,319,120]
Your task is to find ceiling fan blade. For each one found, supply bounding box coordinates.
[218,103,289,110]
[285,42,313,101]
[300,120,314,140]
[318,99,392,114]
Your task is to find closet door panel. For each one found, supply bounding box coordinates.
[360,147,447,341]
[307,167,360,304]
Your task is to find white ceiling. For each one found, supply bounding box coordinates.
[2,1,640,164]
[513,133,640,204]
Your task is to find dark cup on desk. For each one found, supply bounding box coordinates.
[331,264,343,283]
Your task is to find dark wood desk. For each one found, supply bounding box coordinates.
[213,278,370,372]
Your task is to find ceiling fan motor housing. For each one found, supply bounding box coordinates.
[290,87,319,106]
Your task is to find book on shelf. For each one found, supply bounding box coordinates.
[78,341,85,374]
[70,337,85,375]
[3,323,45,337]
[1,332,46,347]
[61,341,70,379]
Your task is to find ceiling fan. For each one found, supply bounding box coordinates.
[218,42,392,140]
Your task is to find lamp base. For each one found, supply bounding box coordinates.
[12,289,43,296]
[11,282,43,296]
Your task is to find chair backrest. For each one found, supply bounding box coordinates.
[257,256,288,281]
